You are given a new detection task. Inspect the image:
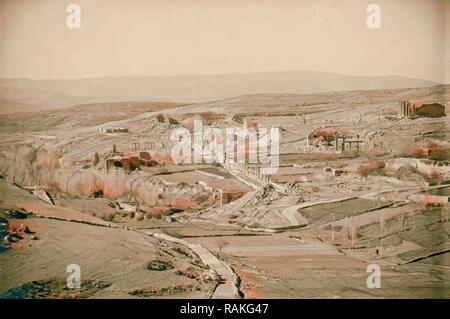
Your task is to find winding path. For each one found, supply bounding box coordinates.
[280,205,308,226]
[148,232,241,299]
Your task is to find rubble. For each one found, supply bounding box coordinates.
[285,181,304,196]
[253,185,281,203]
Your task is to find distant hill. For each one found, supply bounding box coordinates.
[0,71,437,113]
[165,85,450,117]
[0,101,178,133]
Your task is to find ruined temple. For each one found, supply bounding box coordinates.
[399,100,446,118]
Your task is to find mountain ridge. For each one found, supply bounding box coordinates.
[0,71,437,114]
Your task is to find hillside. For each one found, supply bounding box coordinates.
[0,71,437,113]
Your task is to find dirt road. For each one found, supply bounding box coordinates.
[150,232,241,299]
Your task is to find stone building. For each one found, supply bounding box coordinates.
[399,101,445,118]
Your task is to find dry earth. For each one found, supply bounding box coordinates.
[0,83,449,298]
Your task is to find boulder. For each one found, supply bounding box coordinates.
[6,210,31,219]
[4,234,22,243]
[20,224,34,234]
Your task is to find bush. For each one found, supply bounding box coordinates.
[145,210,166,219]
[395,164,424,181]
[429,149,449,161]
[428,170,441,180]
[146,259,174,271]
[357,160,385,177]
[100,212,115,221]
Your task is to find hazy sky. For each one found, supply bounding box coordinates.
[0,0,449,83]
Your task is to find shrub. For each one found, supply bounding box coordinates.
[395,164,425,181]
[101,212,115,221]
[146,259,174,271]
[357,160,385,177]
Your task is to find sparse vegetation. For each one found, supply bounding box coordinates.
[215,239,230,254]
[146,259,174,271]
[357,160,386,177]
[0,77,448,299]
[394,164,425,181]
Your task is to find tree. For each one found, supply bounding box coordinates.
[215,239,230,254]
[92,152,99,166]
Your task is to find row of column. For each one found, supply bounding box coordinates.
[244,164,270,182]
[400,101,413,117]
[132,141,163,151]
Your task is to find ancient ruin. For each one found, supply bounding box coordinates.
[0,0,448,302]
